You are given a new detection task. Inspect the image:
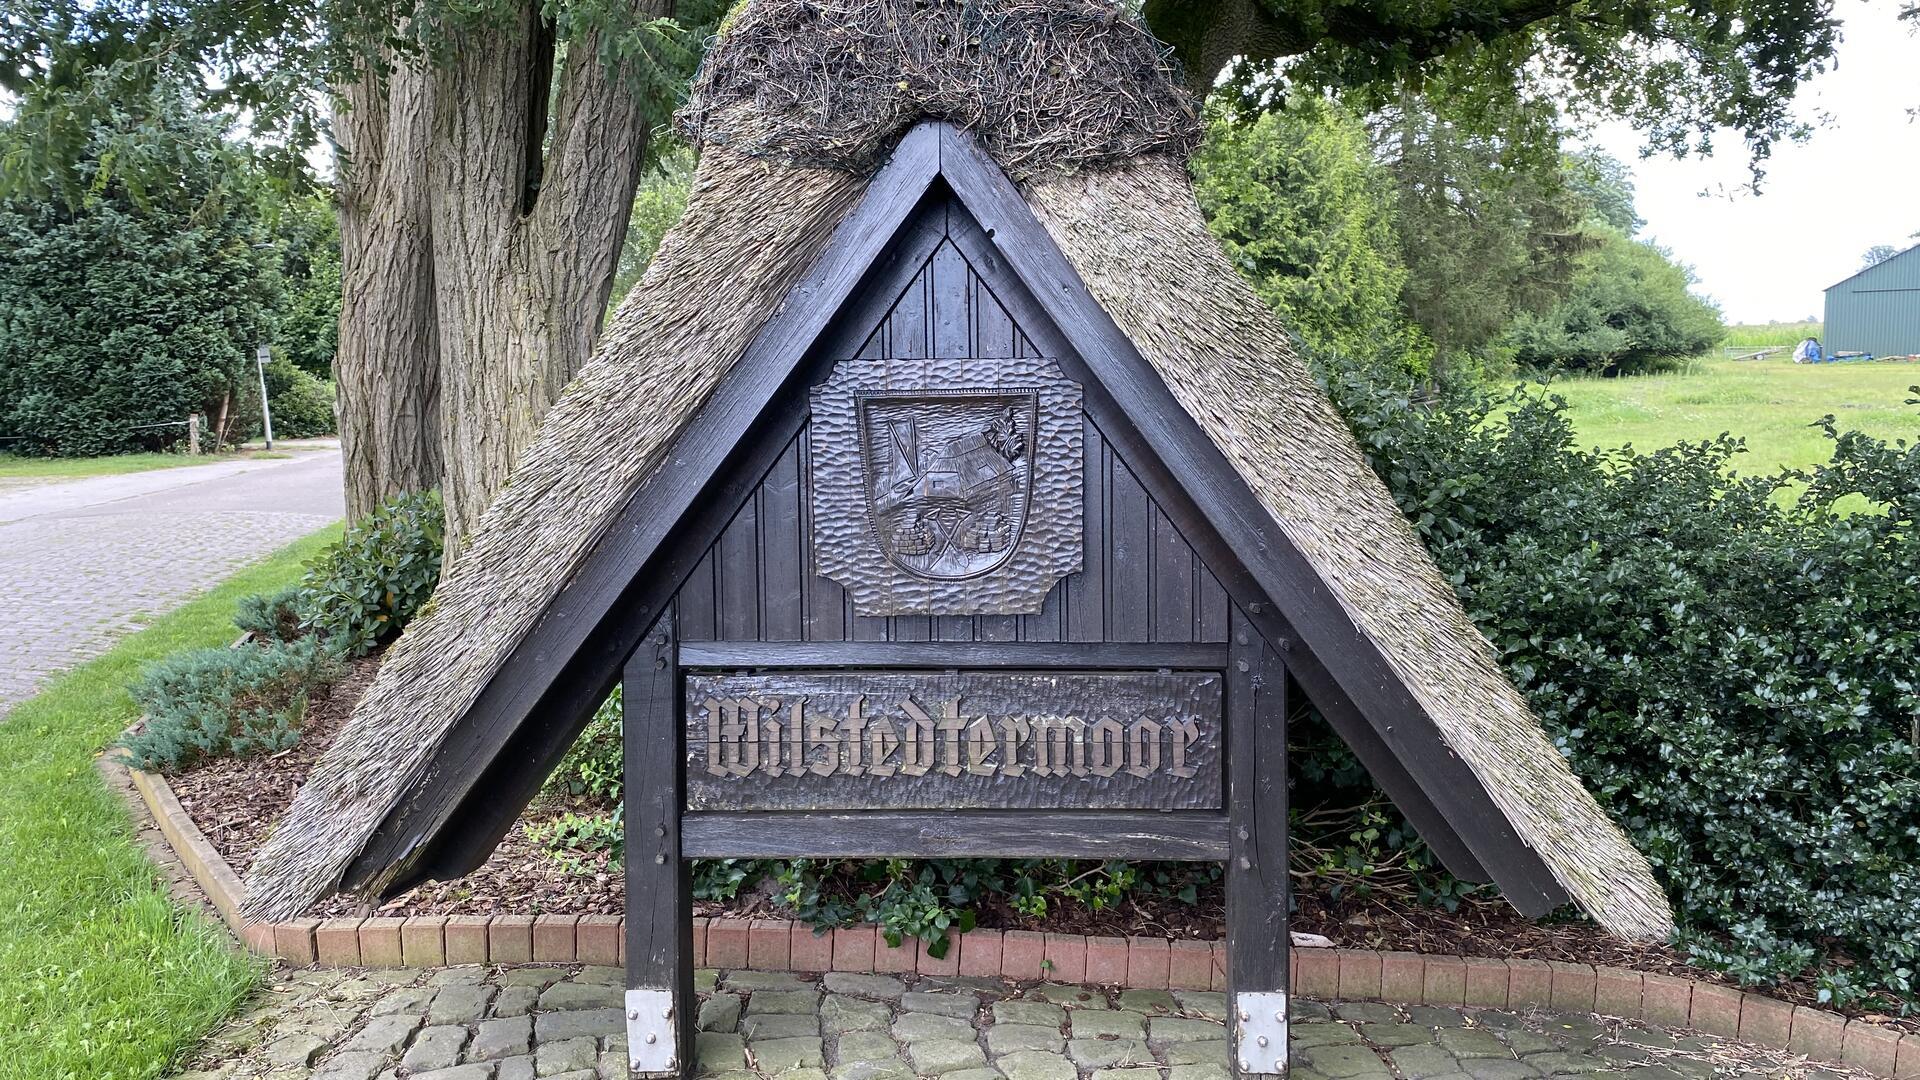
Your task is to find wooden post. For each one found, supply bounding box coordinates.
[624,609,692,1078]
[1227,606,1289,1077]
[187,414,200,456]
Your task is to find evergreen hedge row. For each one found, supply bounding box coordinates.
[1327,366,1919,1011]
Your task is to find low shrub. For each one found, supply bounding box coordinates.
[524,806,624,875]
[296,489,444,654]
[121,637,343,771]
[233,586,303,643]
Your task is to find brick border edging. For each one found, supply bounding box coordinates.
[123,762,1920,1080]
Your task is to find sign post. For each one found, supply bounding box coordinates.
[254,343,275,451]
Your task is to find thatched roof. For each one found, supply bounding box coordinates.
[245,0,1673,942]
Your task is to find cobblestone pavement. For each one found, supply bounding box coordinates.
[0,447,343,714]
[172,965,1864,1080]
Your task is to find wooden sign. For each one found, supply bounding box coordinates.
[683,670,1222,811]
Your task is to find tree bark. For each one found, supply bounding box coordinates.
[334,59,444,521]
[427,4,664,560]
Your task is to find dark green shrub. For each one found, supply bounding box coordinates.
[121,638,344,771]
[1324,365,1920,1010]
[265,355,335,439]
[1505,227,1725,375]
[297,490,445,655]
[0,92,279,457]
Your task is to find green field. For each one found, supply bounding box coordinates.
[0,527,338,1080]
[1721,320,1822,349]
[1536,353,1919,478]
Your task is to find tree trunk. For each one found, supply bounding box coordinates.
[334,60,444,522]
[332,6,665,555]
[428,4,664,561]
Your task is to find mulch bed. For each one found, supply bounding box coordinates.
[164,655,1915,1033]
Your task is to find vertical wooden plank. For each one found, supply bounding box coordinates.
[798,432,847,642]
[1018,581,1064,642]
[976,613,1018,642]
[679,550,717,642]
[856,323,886,359]
[1199,566,1230,643]
[974,273,1017,359]
[1107,448,1152,642]
[931,241,970,358]
[1227,607,1289,1077]
[718,491,760,641]
[625,612,692,1077]
[1152,506,1195,643]
[1066,415,1107,641]
[849,595,890,642]
[888,258,930,359]
[760,438,804,642]
[891,614,933,641]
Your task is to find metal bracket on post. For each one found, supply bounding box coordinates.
[626,988,679,1075]
[1234,991,1289,1076]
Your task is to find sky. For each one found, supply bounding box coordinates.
[1583,0,1920,325]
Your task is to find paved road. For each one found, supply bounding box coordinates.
[0,448,344,715]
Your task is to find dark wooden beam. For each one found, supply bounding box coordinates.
[677,641,1227,670]
[1226,607,1288,1074]
[682,811,1229,860]
[623,611,691,1077]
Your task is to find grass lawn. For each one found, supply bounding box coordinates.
[0,451,230,482]
[1532,354,1920,478]
[0,526,340,1080]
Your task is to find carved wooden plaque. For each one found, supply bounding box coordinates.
[810,356,1083,616]
[683,671,1223,811]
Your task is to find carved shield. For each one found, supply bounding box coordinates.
[855,390,1039,581]
[810,356,1083,616]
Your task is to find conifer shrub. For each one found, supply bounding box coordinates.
[121,638,344,771]
[233,587,304,643]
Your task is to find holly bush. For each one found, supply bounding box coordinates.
[1326,366,1920,1010]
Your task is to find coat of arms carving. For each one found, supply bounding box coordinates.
[811,357,1082,615]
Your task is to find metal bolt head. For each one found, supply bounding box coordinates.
[662,1006,673,1018]
[1239,1061,1249,1072]
[1275,1010,1285,1021]
[1238,1009,1250,1021]
[646,1032,658,1044]
[628,1009,640,1020]
[1257,1035,1269,1047]
[655,853,667,864]
[1273,1059,1283,1072]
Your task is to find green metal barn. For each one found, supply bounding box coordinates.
[1824,243,1920,357]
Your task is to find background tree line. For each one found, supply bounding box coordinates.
[1,0,1840,547]
[0,89,342,456]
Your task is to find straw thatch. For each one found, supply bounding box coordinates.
[245,0,1674,942]
[681,0,1200,176]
